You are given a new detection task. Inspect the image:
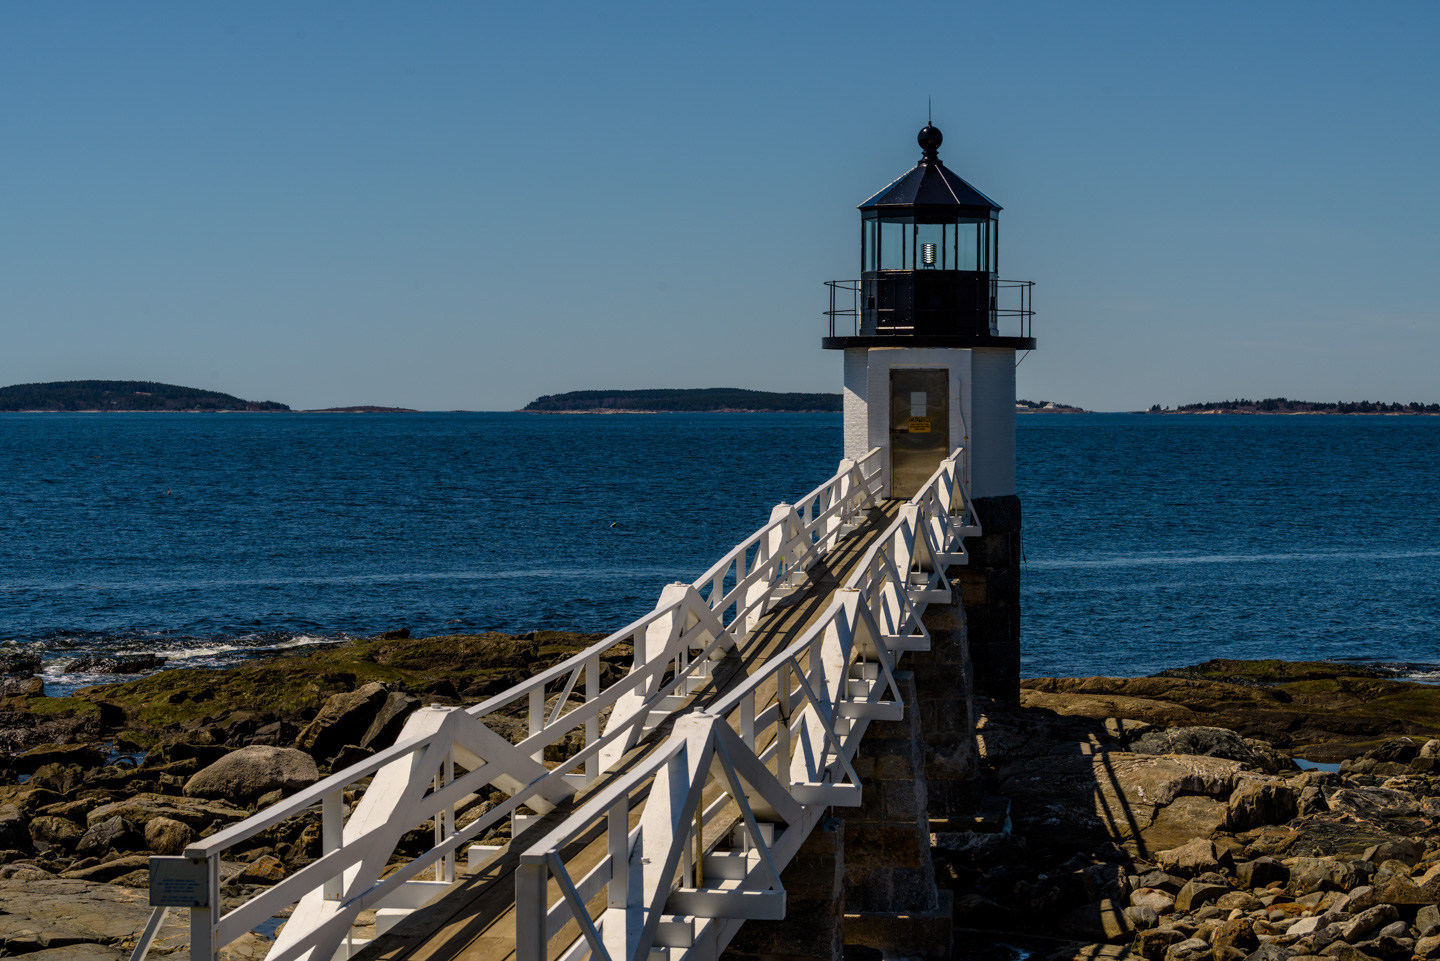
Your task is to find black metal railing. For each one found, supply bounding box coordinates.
[825,278,1035,340]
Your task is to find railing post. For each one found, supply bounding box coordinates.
[322,790,343,900]
[189,856,218,961]
[515,857,549,961]
[607,799,629,908]
[586,653,601,782]
[529,688,544,763]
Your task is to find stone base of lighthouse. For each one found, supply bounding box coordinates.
[954,494,1022,703]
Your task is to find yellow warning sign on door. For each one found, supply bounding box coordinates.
[907,417,931,433]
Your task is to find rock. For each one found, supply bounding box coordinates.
[1288,917,1324,938]
[330,744,374,771]
[359,691,420,750]
[234,854,285,884]
[28,816,83,853]
[1369,738,1421,764]
[74,816,142,857]
[13,743,105,776]
[1131,727,1270,768]
[183,745,319,804]
[1215,892,1263,913]
[0,877,188,953]
[1340,904,1398,943]
[1145,797,1233,853]
[1177,881,1231,913]
[1229,783,1299,831]
[1000,750,1245,846]
[1242,740,1300,775]
[295,682,390,760]
[1137,928,1189,961]
[1128,905,1160,930]
[1346,874,1428,911]
[1137,871,1187,894]
[1415,934,1440,959]
[0,652,42,676]
[1360,839,1424,866]
[0,804,30,852]
[1059,899,1136,942]
[2,677,45,696]
[1244,947,1292,961]
[28,946,126,961]
[1237,857,1289,889]
[1133,887,1178,915]
[85,792,247,830]
[1418,905,1440,938]
[952,892,1016,928]
[1165,938,1212,961]
[60,854,150,882]
[27,763,88,794]
[1318,945,1367,961]
[1295,787,1330,818]
[1375,921,1409,940]
[62,654,166,675]
[1159,839,1223,878]
[1211,918,1259,959]
[1287,859,1361,896]
[143,816,194,856]
[1325,787,1418,820]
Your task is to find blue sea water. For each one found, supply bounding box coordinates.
[0,412,1436,692]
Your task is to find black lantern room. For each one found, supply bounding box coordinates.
[823,124,1034,349]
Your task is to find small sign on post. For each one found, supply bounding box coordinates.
[149,857,210,908]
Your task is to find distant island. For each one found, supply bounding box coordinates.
[1016,398,1088,413]
[303,406,421,413]
[524,388,842,413]
[1146,397,1440,415]
[0,380,289,412]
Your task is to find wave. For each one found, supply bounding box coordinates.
[1028,548,1440,571]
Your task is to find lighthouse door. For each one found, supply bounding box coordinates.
[889,369,949,499]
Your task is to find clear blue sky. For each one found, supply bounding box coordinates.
[3,3,1437,411]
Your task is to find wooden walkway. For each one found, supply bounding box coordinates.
[353,501,903,961]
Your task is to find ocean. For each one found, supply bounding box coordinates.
[1,412,1436,694]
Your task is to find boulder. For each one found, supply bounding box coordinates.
[1416,935,1440,959]
[1236,857,1289,890]
[1165,938,1212,961]
[0,804,30,852]
[62,654,165,675]
[1228,783,1298,831]
[1360,839,1423,866]
[1159,839,1223,878]
[1215,891,1263,913]
[28,816,83,853]
[75,816,142,858]
[1325,788,1418,820]
[295,682,390,760]
[1243,947,1292,961]
[1058,899,1135,942]
[359,691,421,750]
[143,817,193,856]
[85,793,246,830]
[1130,727,1269,767]
[60,855,150,882]
[1211,918,1259,959]
[1346,874,1428,912]
[1,677,45,697]
[1132,887,1178,915]
[183,746,319,804]
[1340,904,1398,943]
[1417,905,1440,939]
[1128,905,1160,930]
[1143,797,1232,853]
[1286,859,1362,896]
[1135,928,1188,961]
[1176,880,1231,913]
[14,743,105,776]
[235,855,286,884]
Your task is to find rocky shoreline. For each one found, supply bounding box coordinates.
[2,643,1439,961]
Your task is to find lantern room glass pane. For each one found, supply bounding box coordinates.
[955,220,981,271]
[862,219,878,272]
[916,223,944,269]
[879,219,910,271]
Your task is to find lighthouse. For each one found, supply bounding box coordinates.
[823,122,1033,701]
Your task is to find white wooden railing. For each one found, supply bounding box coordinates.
[147,449,898,961]
[514,452,978,961]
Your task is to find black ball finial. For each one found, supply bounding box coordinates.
[918,124,943,163]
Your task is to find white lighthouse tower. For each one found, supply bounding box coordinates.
[823,122,1033,699]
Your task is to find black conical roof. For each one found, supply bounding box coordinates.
[859,125,1001,213]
